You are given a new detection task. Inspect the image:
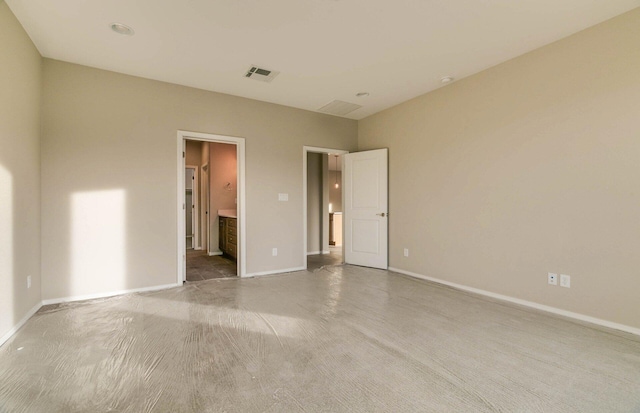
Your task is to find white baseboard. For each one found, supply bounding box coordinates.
[321,250,330,255]
[0,301,43,348]
[388,267,640,337]
[42,283,181,306]
[307,251,321,256]
[244,266,306,278]
[208,250,223,256]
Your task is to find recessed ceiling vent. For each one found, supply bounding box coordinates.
[245,65,280,83]
[317,100,362,116]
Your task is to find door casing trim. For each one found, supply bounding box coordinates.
[178,131,246,282]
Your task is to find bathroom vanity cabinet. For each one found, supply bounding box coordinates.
[219,217,237,260]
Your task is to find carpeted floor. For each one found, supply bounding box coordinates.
[186,249,236,281]
[1,265,639,412]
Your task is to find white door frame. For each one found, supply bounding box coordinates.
[178,131,247,282]
[201,163,210,254]
[185,165,200,249]
[302,146,349,269]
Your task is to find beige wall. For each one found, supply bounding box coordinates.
[209,142,237,254]
[321,154,329,254]
[200,142,210,252]
[359,9,640,329]
[0,2,42,340]
[329,170,343,212]
[307,152,322,253]
[185,140,203,167]
[184,140,203,249]
[307,153,330,255]
[40,59,357,299]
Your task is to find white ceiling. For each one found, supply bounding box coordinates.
[7,0,639,120]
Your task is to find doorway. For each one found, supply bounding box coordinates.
[178,131,246,283]
[303,146,389,271]
[303,146,349,271]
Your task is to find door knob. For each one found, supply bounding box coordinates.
[376,212,386,217]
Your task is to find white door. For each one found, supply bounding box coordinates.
[344,148,388,269]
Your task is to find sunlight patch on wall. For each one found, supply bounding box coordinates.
[0,165,14,332]
[71,190,126,296]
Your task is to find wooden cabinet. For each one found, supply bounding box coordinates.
[219,217,237,260]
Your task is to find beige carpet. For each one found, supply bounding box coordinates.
[1,265,638,412]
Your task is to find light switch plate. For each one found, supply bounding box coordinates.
[560,274,571,288]
[278,193,288,201]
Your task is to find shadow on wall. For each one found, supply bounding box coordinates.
[69,189,126,297]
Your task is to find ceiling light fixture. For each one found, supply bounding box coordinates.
[334,155,340,189]
[110,23,135,36]
[356,92,370,97]
[440,76,454,84]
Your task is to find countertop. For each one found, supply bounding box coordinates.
[218,209,237,218]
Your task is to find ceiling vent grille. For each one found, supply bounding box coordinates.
[245,65,280,83]
[317,100,362,116]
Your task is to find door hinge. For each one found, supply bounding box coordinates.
[183,203,185,210]
[183,151,185,158]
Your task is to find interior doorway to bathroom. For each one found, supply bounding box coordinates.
[178,131,246,282]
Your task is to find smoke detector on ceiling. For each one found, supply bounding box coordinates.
[245,65,280,83]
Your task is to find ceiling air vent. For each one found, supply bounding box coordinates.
[245,65,280,83]
[317,100,362,116]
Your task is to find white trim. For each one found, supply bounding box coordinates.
[322,250,330,255]
[389,267,640,337]
[0,301,42,348]
[201,162,210,253]
[208,251,223,256]
[185,165,200,249]
[178,131,247,281]
[307,251,322,255]
[303,146,349,271]
[42,283,180,306]
[245,266,306,278]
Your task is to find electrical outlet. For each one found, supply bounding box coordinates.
[272,248,278,256]
[27,275,32,289]
[560,274,571,288]
[278,193,288,201]
[403,248,409,257]
[548,273,557,285]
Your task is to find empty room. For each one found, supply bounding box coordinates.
[1,0,639,412]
